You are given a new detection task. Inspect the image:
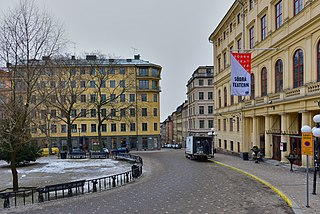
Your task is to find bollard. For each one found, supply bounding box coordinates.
[38,188,44,203]
[92,180,98,192]
[2,193,10,208]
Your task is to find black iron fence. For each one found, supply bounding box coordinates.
[0,153,143,209]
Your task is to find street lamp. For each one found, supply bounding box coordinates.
[312,114,320,194]
[208,128,217,157]
[78,127,81,150]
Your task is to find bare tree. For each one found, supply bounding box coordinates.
[86,55,137,149]
[0,0,65,191]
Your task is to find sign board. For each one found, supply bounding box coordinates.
[302,132,313,156]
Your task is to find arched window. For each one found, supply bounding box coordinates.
[293,49,304,88]
[275,59,283,93]
[224,87,227,107]
[317,41,320,82]
[251,73,255,99]
[261,68,267,96]
[218,90,221,108]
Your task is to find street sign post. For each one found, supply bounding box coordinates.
[302,131,313,208]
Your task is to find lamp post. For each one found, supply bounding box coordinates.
[208,128,217,157]
[78,127,81,150]
[312,114,320,194]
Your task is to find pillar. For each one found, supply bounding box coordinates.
[264,115,272,158]
[280,113,288,162]
[253,116,258,147]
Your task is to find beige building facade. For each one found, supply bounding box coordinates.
[187,66,215,137]
[209,0,320,166]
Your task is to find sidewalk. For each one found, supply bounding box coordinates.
[213,153,320,214]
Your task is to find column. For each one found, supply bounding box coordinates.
[242,117,250,152]
[280,113,288,161]
[253,116,258,147]
[264,115,272,158]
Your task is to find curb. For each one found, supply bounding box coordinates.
[210,160,302,214]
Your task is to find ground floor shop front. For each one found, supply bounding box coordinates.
[36,135,161,151]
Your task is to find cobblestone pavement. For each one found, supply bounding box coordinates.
[2,149,293,214]
[213,152,320,214]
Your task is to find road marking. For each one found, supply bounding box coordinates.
[210,160,293,208]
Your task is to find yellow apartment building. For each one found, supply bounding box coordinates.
[31,54,162,151]
[209,0,320,166]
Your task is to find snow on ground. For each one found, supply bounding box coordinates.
[0,156,132,189]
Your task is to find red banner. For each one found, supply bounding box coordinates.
[231,53,251,73]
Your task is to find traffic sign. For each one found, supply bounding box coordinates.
[302,132,313,156]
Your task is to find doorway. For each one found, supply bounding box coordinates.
[272,135,281,161]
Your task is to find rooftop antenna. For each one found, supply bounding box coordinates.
[131,47,138,55]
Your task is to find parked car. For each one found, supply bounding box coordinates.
[173,144,182,149]
[111,147,129,154]
[40,147,60,156]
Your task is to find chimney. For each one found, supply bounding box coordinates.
[86,55,97,60]
[134,54,140,60]
[71,56,76,60]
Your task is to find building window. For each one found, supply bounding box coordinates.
[91,124,96,132]
[249,26,254,49]
[230,22,233,33]
[317,41,320,81]
[90,67,96,75]
[153,94,158,102]
[110,80,116,88]
[230,141,234,151]
[120,94,126,102]
[142,123,148,131]
[208,79,213,86]
[218,58,221,72]
[293,49,304,88]
[130,94,135,102]
[101,109,107,117]
[208,106,213,114]
[61,125,66,133]
[249,0,254,10]
[261,68,267,96]
[208,120,214,128]
[108,68,115,74]
[130,108,136,117]
[80,94,86,103]
[294,0,303,16]
[153,108,158,116]
[80,68,86,75]
[119,67,126,74]
[261,15,267,41]
[71,109,77,118]
[230,119,233,131]
[90,94,97,103]
[152,80,158,90]
[237,38,242,52]
[142,108,148,116]
[199,120,204,129]
[81,124,87,133]
[139,80,149,89]
[111,108,116,117]
[99,67,106,75]
[101,94,107,102]
[101,80,106,88]
[89,81,95,88]
[102,124,107,132]
[275,59,283,93]
[237,13,241,24]
[224,87,227,107]
[111,123,116,132]
[152,68,158,77]
[251,73,255,99]
[223,119,226,131]
[199,79,204,86]
[110,94,116,102]
[51,125,57,133]
[237,118,240,132]
[223,52,227,69]
[141,94,147,102]
[231,95,234,105]
[199,106,204,115]
[121,123,126,132]
[218,90,221,108]
[130,123,136,132]
[275,1,283,30]
[199,92,204,100]
[224,140,227,149]
[139,68,149,76]
[81,109,86,117]
[218,119,221,131]
[80,81,86,88]
[154,123,158,131]
[208,92,213,99]
[90,109,96,117]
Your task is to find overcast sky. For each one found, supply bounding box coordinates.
[0,0,234,121]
